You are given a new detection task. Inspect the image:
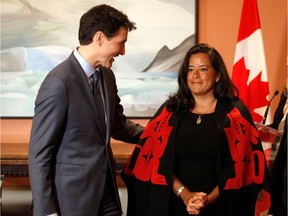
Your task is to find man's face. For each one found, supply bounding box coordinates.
[98,27,128,68]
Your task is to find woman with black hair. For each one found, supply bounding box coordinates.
[122,43,270,216]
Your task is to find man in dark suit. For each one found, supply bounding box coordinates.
[28,4,143,216]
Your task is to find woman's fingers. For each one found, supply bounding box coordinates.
[190,195,206,208]
[186,191,209,214]
[187,204,201,215]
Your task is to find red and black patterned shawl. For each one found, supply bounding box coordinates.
[122,99,271,216]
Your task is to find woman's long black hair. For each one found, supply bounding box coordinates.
[167,43,239,113]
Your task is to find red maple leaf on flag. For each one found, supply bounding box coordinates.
[232,0,270,123]
[232,57,269,122]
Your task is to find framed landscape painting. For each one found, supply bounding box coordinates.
[1,0,197,118]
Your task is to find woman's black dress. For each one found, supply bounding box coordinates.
[169,111,223,216]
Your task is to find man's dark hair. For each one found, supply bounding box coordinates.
[79,4,136,45]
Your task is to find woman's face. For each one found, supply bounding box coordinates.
[186,53,219,97]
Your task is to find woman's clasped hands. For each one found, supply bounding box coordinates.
[181,190,208,215]
[186,192,208,215]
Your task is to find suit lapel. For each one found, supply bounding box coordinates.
[100,68,110,144]
[94,71,106,134]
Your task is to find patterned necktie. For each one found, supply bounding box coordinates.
[91,69,106,130]
[91,70,100,94]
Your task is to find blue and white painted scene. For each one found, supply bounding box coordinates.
[1,0,196,117]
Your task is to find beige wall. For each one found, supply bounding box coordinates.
[198,0,287,115]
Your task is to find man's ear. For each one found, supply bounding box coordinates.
[94,31,104,45]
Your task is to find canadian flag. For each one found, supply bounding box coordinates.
[232,0,270,123]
